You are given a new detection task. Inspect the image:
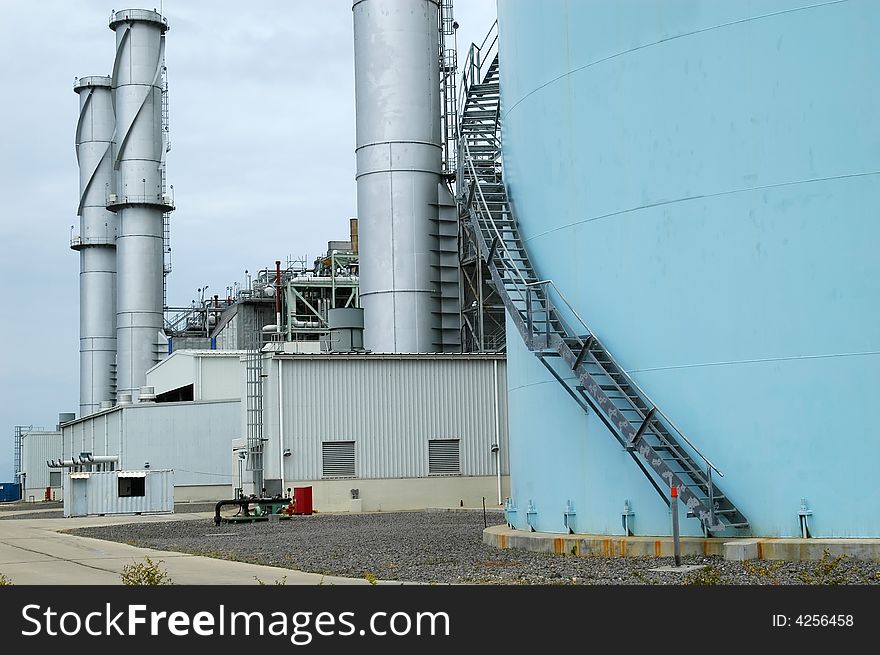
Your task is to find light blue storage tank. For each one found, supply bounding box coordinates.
[498,0,880,537]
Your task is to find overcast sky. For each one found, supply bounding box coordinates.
[0,0,497,480]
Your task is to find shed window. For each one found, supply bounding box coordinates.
[118,476,145,497]
[322,441,356,478]
[429,439,460,475]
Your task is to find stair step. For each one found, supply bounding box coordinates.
[461,52,749,533]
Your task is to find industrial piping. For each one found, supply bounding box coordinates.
[107,9,174,400]
[352,0,443,353]
[73,76,117,416]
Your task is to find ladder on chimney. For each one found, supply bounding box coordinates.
[458,53,749,534]
[439,0,458,178]
[160,64,172,308]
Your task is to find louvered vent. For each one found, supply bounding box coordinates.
[428,439,460,475]
[322,441,356,478]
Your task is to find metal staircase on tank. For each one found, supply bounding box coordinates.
[457,52,749,535]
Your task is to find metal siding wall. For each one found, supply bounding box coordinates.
[145,351,194,396]
[63,411,122,461]
[122,401,237,487]
[60,403,235,489]
[71,470,173,516]
[273,357,507,481]
[21,432,63,489]
[199,356,241,400]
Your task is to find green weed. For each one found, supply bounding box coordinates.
[120,556,173,585]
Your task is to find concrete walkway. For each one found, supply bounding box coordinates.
[0,512,399,585]
[0,507,62,518]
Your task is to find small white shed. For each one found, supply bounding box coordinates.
[63,469,174,517]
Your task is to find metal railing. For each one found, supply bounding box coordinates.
[106,192,174,208]
[530,278,724,480]
[70,235,115,248]
[457,19,498,122]
[164,305,207,333]
[461,138,724,482]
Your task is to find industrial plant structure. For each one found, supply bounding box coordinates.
[10,1,875,549]
[11,1,512,514]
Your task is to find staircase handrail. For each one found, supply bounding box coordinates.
[462,136,724,480]
[457,20,498,130]
[526,279,725,479]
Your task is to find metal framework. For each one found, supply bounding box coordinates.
[284,251,359,341]
[456,22,505,353]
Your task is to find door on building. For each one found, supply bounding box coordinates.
[72,478,88,516]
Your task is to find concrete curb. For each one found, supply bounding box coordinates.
[483,525,880,562]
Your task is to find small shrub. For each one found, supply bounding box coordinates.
[797,550,850,585]
[683,565,725,586]
[120,557,173,585]
[743,560,784,585]
[0,573,12,586]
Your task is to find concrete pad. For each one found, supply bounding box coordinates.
[724,539,761,561]
[484,525,880,562]
[0,513,409,585]
[649,565,706,574]
[756,538,880,562]
[483,524,727,558]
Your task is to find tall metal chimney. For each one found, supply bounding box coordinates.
[352,0,442,353]
[108,9,174,400]
[73,75,117,416]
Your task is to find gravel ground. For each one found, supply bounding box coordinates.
[68,511,880,585]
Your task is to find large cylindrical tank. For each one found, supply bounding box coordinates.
[73,75,117,416]
[498,0,880,537]
[108,9,173,399]
[352,0,442,352]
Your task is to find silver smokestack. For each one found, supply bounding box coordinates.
[73,75,117,415]
[352,0,442,353]
[108,9,174,399]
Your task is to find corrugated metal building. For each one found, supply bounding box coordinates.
[254,354,510,511]
[20,429,64,501]
[61,399,238,501]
